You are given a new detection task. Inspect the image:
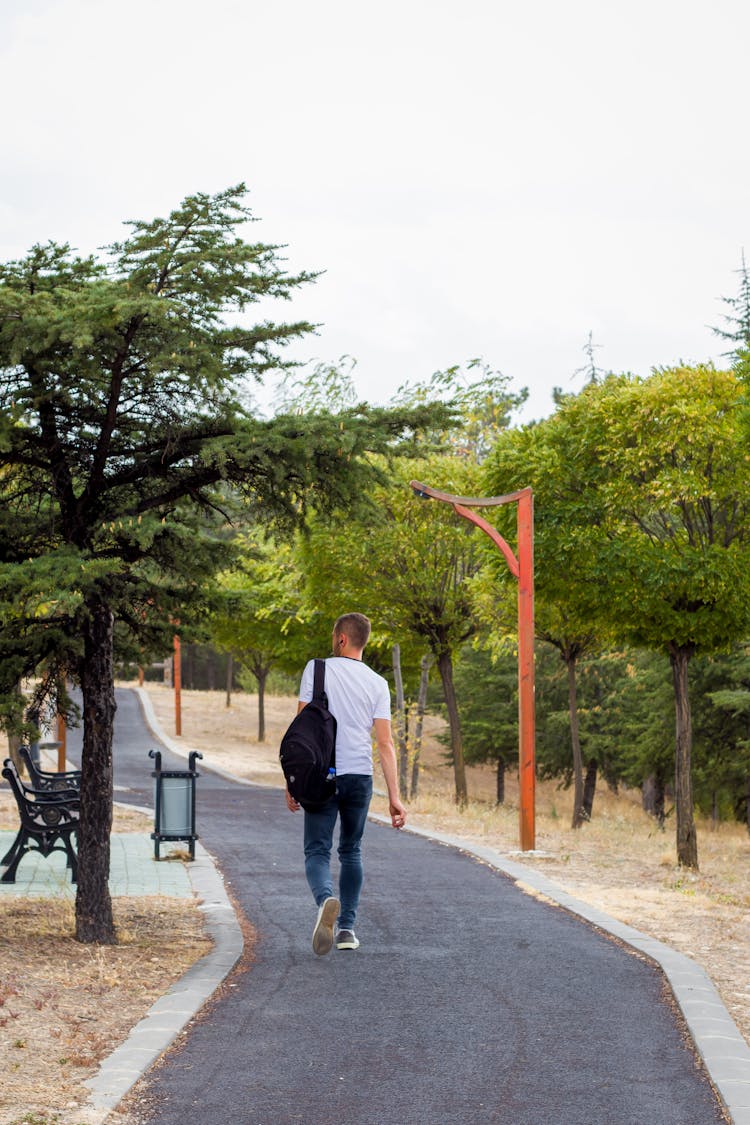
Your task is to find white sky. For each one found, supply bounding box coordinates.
[1,0,748,421]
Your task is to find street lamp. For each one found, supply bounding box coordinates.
[409,480,536,851]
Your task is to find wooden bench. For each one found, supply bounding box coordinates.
[19,744,81,792]
[1,759,79,884]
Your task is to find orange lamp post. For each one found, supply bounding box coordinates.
[173,633,182,737]
[410,481,536,851]
[55,710,67,773]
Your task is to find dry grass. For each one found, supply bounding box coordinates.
[0,890,211,1125]
[0,681,747,1123]
[0,760,210,1125]
[144,682,750,1049]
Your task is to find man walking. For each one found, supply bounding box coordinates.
[285,612,407,955]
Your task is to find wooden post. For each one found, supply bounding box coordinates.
[517,488,536,851]
[174,634,182,737]
[56,711,67,773]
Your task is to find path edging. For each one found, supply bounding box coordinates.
[81,699,245,1121]
[370,813,750,1125]
[110,688,750,1124]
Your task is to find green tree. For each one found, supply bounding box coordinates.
[392,358,527,462]
[481,421,611,828]
[547,366,750,868]
[209,530,314,741]
[712,250,750,363]
[444,642,518,804]
[0,185,449,942]
[301,455,484,804]
[289,360,528,804]
[690,646,750,828]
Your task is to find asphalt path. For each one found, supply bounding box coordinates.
[68,690,726,1125]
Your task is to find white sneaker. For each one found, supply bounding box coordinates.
[312,896,340,956]
[335,928,360,950]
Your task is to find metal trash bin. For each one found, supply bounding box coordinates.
[149,748,203,860]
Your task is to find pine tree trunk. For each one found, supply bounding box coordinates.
[437,650,467,806]
[582,758,597,820]
[654,772,666,829]
[642,773,666,828]
[392,645,409,797]
[7,732,22,776]
[670,644,698,870]
[410,654,430,800]
[567,654,586,828]
[496,757,506,805]
[225,653,233,709]
[75,595,116,944]
[257,667,267,743]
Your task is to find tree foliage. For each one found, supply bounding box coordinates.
[0,185,451,941]
[540,366,750,866]
[209,530,315,740]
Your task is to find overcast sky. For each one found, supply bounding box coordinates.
[2,0,748,422]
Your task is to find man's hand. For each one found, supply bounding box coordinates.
[285,788,301,813]
[389,798,407,830]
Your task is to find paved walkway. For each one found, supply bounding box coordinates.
[7,688,750,1124]
[0,830,192,898]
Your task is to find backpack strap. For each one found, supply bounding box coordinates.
[312,659,335,771]
[312,658,327,704]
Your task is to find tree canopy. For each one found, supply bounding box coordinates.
[0,185,450,941]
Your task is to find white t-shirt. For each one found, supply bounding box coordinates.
[298,657,391,776]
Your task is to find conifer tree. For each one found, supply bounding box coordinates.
[0,186,446,942]
[712,250,750,363]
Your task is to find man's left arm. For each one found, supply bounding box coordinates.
[374,717,406,829]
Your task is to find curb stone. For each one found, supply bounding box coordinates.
[76,697,247,1122]
[82,837,243,1120]
[369,813,750,1125]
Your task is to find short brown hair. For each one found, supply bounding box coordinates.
[333,612,371,650]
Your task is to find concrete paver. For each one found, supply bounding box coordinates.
[0,830,193,898]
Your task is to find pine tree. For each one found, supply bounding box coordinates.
[0,185,447,942]
[711,249,750,363]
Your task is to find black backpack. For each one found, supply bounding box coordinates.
[280,659,337,810]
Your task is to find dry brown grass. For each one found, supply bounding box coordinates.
[1,681,747,1123]
[0,890,210,1125]
[144,683,750,1050]
[0,776,210,1125]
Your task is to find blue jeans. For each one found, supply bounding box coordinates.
[303,774,373,930]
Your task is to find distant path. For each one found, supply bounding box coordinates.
[68,690,726,1125]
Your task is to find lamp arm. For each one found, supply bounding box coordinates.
[452,504,520,578]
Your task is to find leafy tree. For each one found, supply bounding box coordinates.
[546,366,750,868]
[273,354,360,415]
[690,646,750,829]
[287,360,528,804]
[301,454,485,804]
[391,358,527,462]
[209,530,314,741]
[0,185,449,942]
[444,642,518,804]
[481,421,611,827]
